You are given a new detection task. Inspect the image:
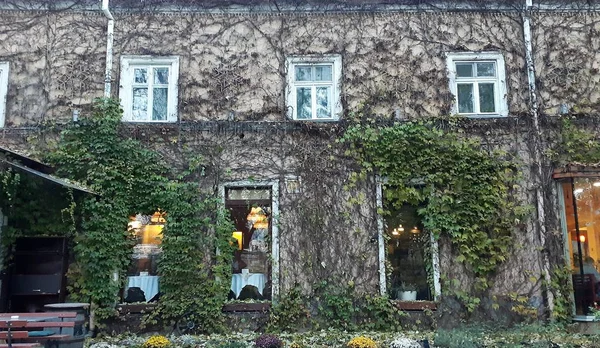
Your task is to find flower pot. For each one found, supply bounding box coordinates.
[398,290,417,301]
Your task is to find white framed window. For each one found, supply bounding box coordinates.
[119,56,179,122]
[285,55,342,121]
[0,62,9,128]
[446,52,508,117]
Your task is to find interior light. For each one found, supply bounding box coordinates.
[392,229,399,236]
[579,235,586,243]
[574,188,584,194]
[593,182,600,187]
[410,226,420,234]
[232,231,243,250]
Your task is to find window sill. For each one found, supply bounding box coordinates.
[460,114,508,119]
[222,302,271,313]
[122,120,178,124]
[117,302,157,314]
[292,118,340,122]
[393,300,437,311]
[573,315,598,322]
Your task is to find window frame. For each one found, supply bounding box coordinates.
[0,62,9,128]
[446,52,508,118]
[119,56,179,123]
[285,55,342,121]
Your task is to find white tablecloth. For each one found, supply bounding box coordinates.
[127,276,159,302]
[230,273,266,298]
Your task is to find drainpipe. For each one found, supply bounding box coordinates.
[87,0,114,334]
[102,0,114,98]
[522,0,554,316]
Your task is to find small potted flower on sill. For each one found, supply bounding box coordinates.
[397,282,418,301]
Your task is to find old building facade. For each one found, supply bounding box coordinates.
[1,0,600,325]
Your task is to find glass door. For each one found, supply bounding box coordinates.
[560,179,600,315]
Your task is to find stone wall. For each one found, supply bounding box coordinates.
[1,3,599,323]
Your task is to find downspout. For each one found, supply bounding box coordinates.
[88,0,115,335]
[522,0,554,316]
[102,0,114,98]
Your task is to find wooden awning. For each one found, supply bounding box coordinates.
[553,164,600,179]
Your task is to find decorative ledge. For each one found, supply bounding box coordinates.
[222,302,271,313]
[393,300,437,311]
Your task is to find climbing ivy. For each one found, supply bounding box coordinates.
[341,118,527,291]
[548,117,600,165]
[44,98,235,329]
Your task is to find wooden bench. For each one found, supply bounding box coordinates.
[0,312,84,348]
[0,320,42,348]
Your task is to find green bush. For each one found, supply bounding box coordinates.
[217,342,248,348]
[434,329,479,348]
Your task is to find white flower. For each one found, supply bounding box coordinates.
[389,336,422,348]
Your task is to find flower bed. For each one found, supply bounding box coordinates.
[86,326,600,348]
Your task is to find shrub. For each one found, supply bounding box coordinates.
[254,334,283,348]
[434,330,479,348]
[290,343,304,348]
[347,336,377,348]
[219,342,248,348]
[142,335,171,348]
[389,337,421,348]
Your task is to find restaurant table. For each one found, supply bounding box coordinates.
[230,273,266,298]
[126,275,159,302]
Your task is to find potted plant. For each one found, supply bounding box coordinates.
[397,282,418,301]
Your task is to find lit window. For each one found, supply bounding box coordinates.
[286,55,342,121]
[0,62,8,127]
[385,200,434,302]
[123,211,165,303]
[119,56,179,122]
[446,52,508,117]
[225,187,272,301]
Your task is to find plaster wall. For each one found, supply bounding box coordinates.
[533,12,600,115]
[0,10,531,125]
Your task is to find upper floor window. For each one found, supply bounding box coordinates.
[0,62,8,127]
[446,52,508,117]
[119,56,179,122]
[286,55,342,121]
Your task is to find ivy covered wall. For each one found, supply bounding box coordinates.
[0,0,599,325]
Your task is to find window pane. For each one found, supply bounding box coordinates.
[132,87,148,120]
[296,87,312,119]
[227,188,271,200]
[316,87,331,118]
[315,65,332,81]
[295,66,312,81]
[152,88,168,121]
[154,68,169,84]
[456,63,473,77]
[384,198,433,301]
[479,83,496,113]
[476,63,496,77]
[457,84,474,113]
[134,68,148,84]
